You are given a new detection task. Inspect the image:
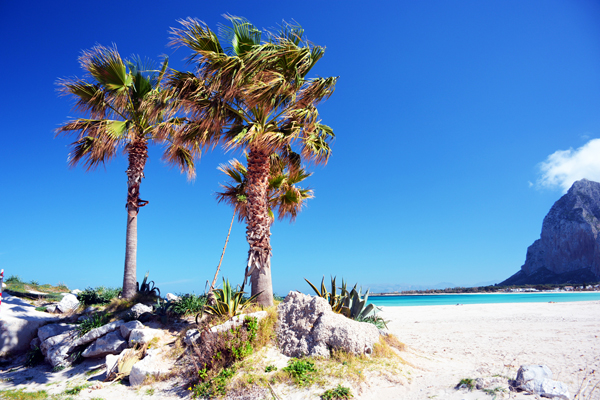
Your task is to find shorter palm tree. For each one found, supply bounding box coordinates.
[216,152,314,291]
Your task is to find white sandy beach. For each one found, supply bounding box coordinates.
[1,300,599,399]
[379,300,600,399]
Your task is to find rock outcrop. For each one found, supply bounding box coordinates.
[276,291,380,358]
[502,179,600,285]
[0,293,60,356]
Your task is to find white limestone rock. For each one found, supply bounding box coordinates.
[277,291,380,358]
[129,328,162,346]
[57,294,79,313]
[45,305,58,314]
[516,365,571,400]
[74,320,125,347]
[41,329,78,367]
[129,303,153,319]
[38,323,75,342]
[120,320,144,340]
[82,330,127,358]
[165,293,180,302]
[129,349,170,386]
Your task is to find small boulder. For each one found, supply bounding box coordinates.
[57,294,79,313]
[129,349,170,386]
[165,293,180,302]
[129,328,162,346]
[82,331,127,358]
[120,320,145,340]
[45,305,58,314]
[41,329,78,367]
[71,289,82,296]
[129,304,153,320]
[38,323,75,342]
[184,329,201,346]
[277,291,380,358]
[515,365,571,400]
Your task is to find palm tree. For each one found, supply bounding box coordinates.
[169,16,337,306]
[215,154,314,293]
[56,45,198,299]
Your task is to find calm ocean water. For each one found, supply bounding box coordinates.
[370,292,600,307]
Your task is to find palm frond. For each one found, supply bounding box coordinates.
[80,44,132,92]
[220,14,261,56]
[169,18,224,62]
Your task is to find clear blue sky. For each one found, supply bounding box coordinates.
[1,0,600,295]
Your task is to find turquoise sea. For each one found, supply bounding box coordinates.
[370,292,600,307]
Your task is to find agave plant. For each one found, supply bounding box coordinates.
[203,278,260,319]
[304,276,350,314]
[305,276,388,328]
[137,271,160,297]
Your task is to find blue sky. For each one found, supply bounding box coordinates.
[1,0,600,295]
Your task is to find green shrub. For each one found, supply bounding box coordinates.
[35,306,47,312]
[76,314,109,337]
[321,384,353,399]
[283,358,318,387]
[265,365,277,372]
[170,293,206,316]
[192,367,235,398]
[78,287,120,306]
[5,275,23,284]
[189,316,259,398]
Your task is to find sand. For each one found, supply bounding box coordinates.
[380,300,600,399]
[1,300,599,399]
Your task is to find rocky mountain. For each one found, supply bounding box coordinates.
[501,179,600,285]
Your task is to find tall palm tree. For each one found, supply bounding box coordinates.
[56,45,198,299]
[169,16,336,306]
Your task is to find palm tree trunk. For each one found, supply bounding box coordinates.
[245,148,274,306]
[122,140,149,299]
[207,209,236,305]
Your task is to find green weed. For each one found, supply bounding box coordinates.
[76,314,109,337]
[321,384,353,399]
[64,383,90,395]
[456,378,476,391]
[283,358,318,387]
[170,293,206,316]
[0,389,48,399]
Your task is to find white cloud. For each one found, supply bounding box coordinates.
[537,138,600,193]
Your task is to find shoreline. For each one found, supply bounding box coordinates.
[370,290,600,296]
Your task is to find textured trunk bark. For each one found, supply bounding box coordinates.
[122,140,149,299]
[245,148,274,306]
